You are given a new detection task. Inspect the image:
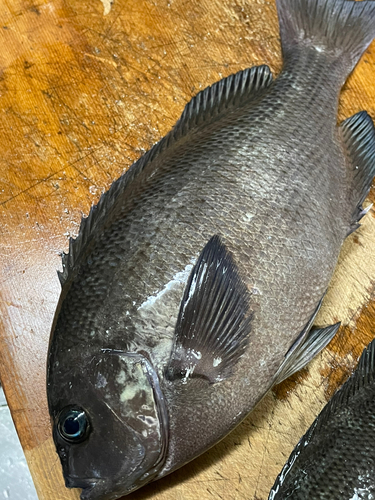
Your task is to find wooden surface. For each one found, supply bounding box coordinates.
[0,1,374,499]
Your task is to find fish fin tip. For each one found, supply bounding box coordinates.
[57,269,65,285]
[57,161,146,286]
[341,111,375,230]
[336,337,375,402]
[166,235,253,384]
[273,321,340,386]
[356,338,375,384]
[276,0,375,74]
[174,65,273,136]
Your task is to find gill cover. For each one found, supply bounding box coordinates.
[51,351,168,500]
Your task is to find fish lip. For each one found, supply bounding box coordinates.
[79,484,96,500]
[65,475,98,490]
[79,480,114,500]
[66,476,116,500]
[79,480,140,500]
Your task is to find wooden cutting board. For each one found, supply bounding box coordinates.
[0,1,374,499]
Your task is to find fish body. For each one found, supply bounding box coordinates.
[47,1,375,499]
[269,338,375,500]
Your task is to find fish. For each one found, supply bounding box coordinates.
[46,0,375,499]
[268,338,375,500]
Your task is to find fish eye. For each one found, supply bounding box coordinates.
[57,407,90,443]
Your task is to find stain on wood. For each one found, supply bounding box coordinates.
[0,1,374,499]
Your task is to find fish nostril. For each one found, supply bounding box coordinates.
[58,446,67,461]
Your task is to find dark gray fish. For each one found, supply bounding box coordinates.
[47,0,375,499]
[269,338,375,500]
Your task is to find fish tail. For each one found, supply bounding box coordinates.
[276,0,375,77]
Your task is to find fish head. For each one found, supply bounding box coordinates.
[48,350,168,499]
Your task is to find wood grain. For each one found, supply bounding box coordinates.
[0,1,374,499]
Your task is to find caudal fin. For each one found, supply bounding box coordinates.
[277,0,375,76]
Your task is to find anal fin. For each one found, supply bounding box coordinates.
[166,235,253,384]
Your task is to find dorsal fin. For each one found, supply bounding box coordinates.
[58,66,273,287]
[58,143,162,287]
[315,338,375,430]
[340,111,375,231]
[173,65,273,135]
[58,162,142,287]
[298,338,375,446]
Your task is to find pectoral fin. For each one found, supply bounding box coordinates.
[273,322,340,386]
[166,235,253,384]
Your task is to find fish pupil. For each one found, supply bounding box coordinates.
[63,416,81,437]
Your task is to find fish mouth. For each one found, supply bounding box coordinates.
[65,476,111,500]
[79,483,98,500]
[79,480,140,500]
[65,475,98,490]
[79,480,120,500]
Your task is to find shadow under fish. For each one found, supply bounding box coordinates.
[46,0,375,499]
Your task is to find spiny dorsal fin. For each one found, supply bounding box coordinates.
[166,235,253,384]
[58,66,273,287]
[173,65,273,136]
[340,111,375,230]
[314,337,375,432]
[58,144,159,287]
[293,338,375,448]
[58,164,140,286]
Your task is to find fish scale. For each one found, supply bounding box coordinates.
[47,1,375,499]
